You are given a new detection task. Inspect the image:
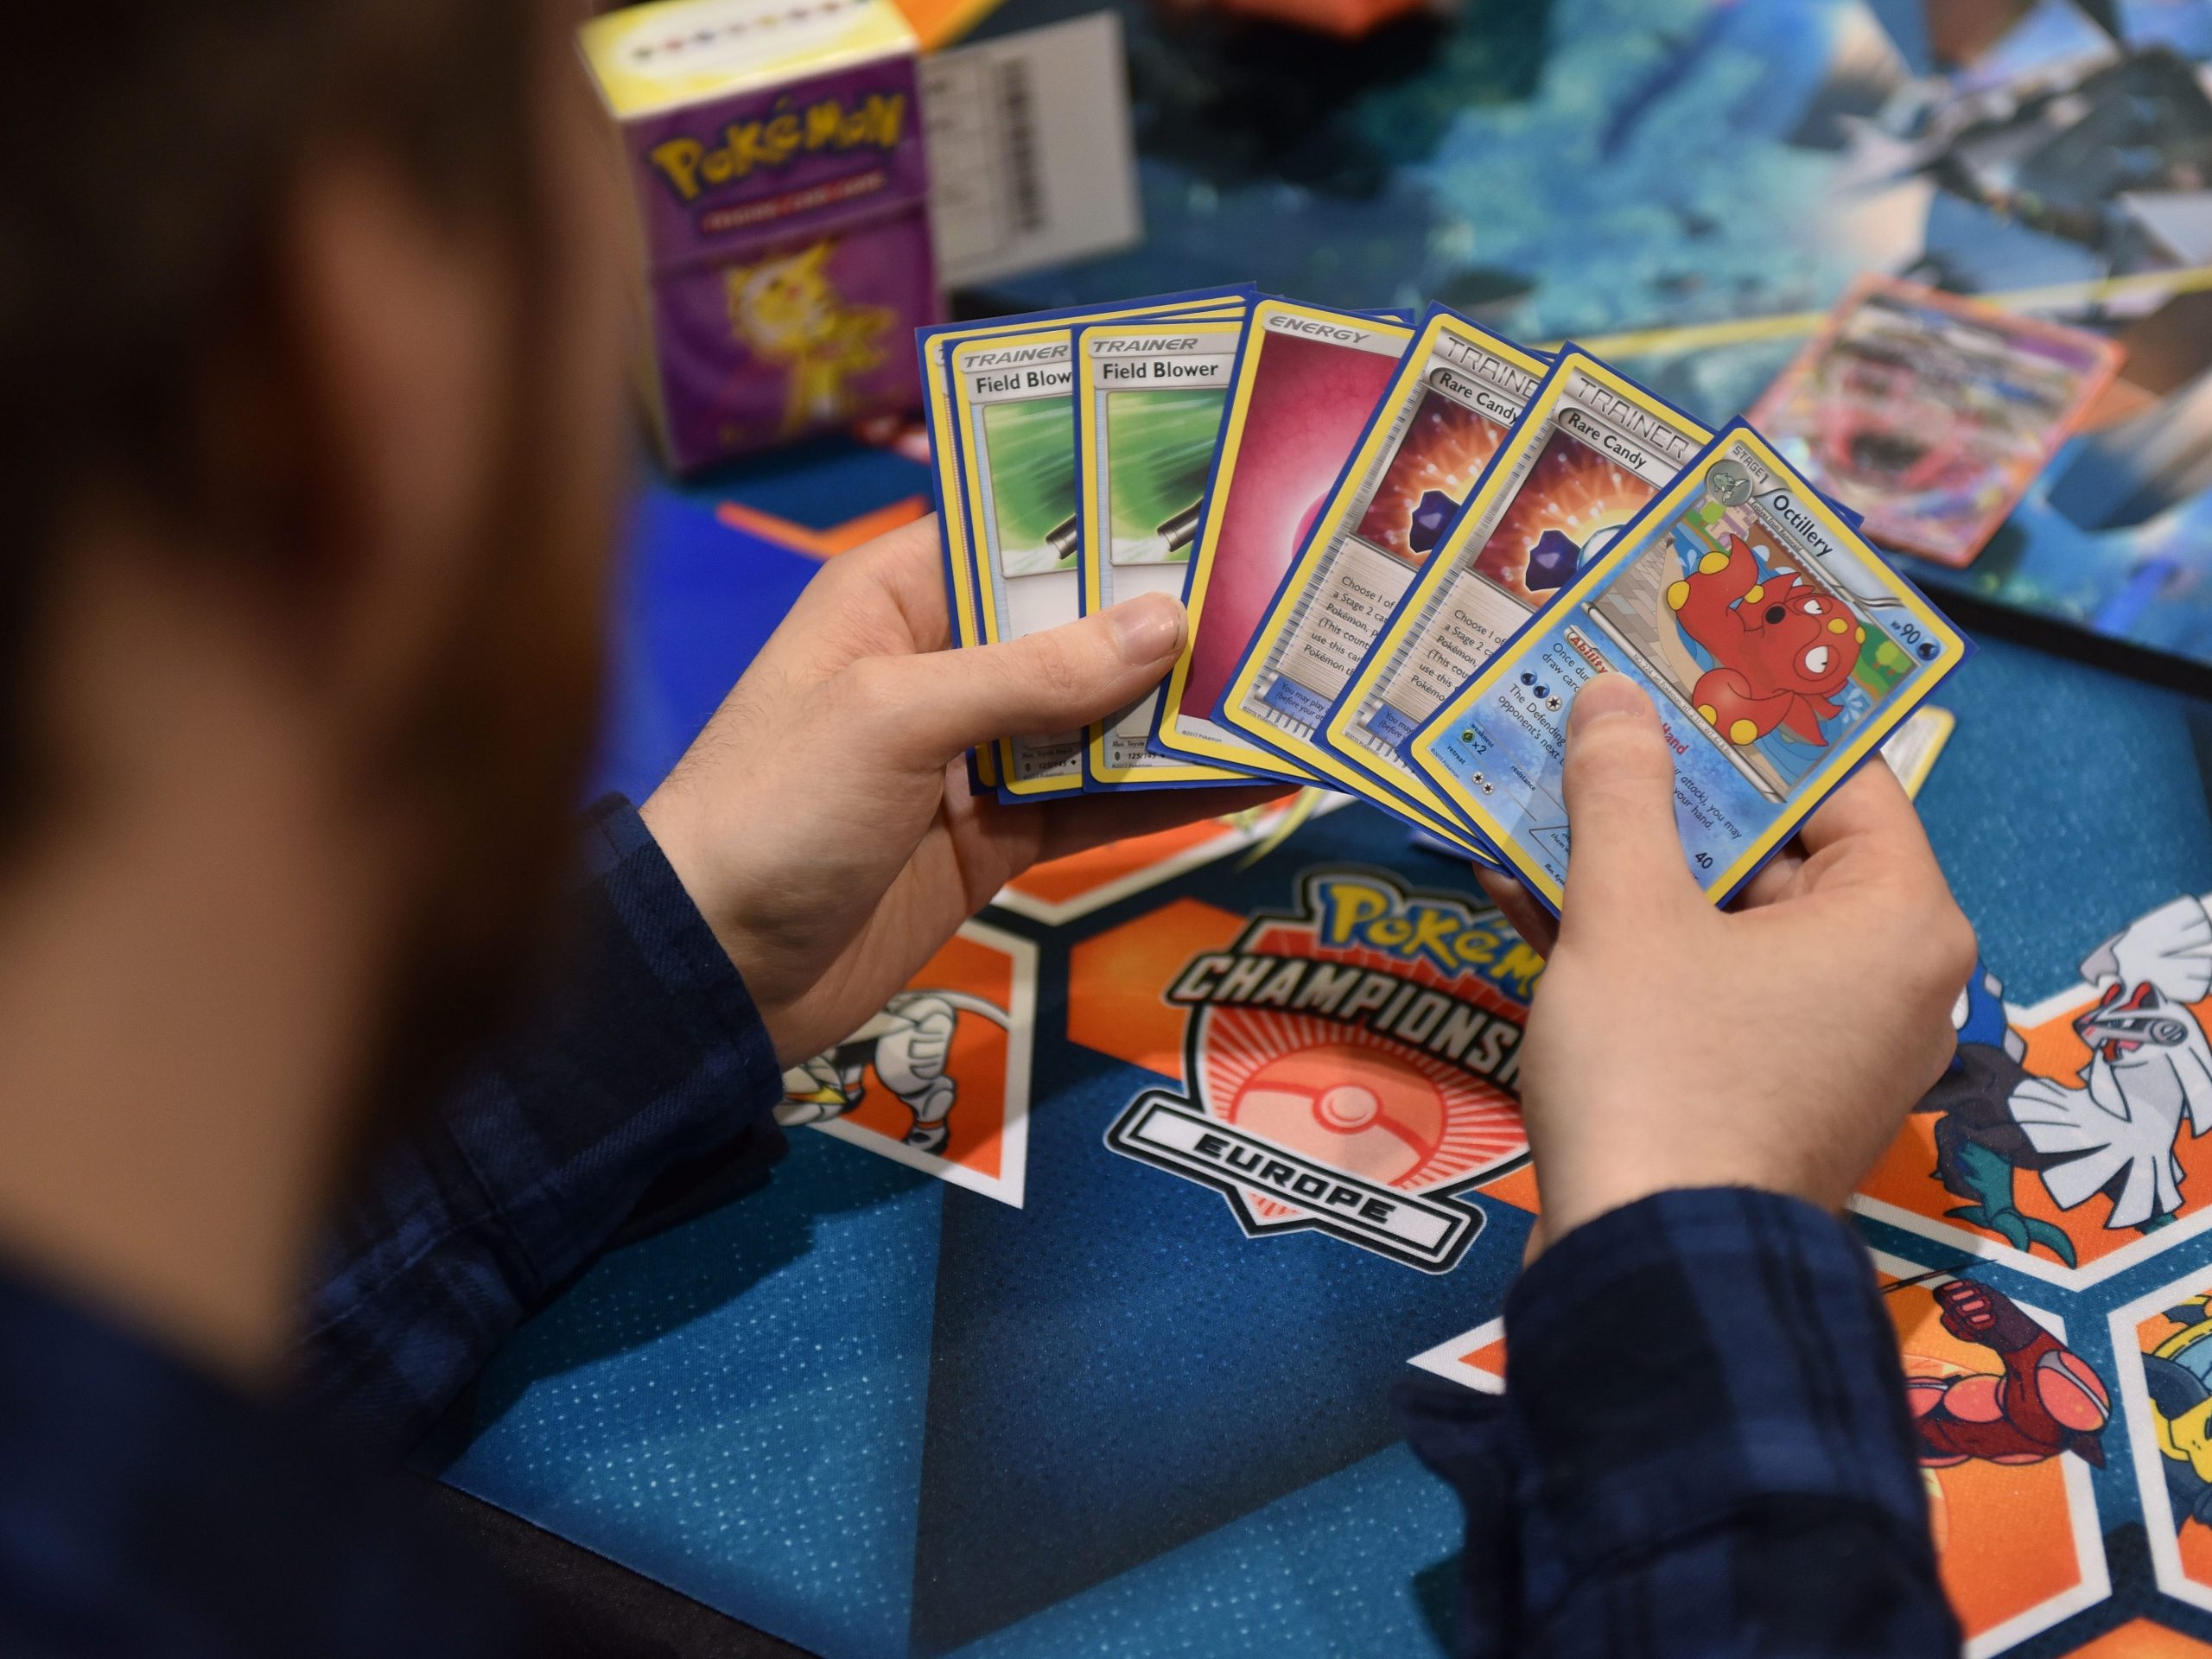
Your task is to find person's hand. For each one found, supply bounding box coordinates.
[1477,673,1975,1255]
[640,516,1284,1067]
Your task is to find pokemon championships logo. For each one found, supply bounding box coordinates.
[1107,869,1538,1272]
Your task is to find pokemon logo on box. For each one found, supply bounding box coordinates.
[581,0,940,471]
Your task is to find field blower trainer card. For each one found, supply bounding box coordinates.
[1409,423,1969,911]
[941,293,1245,798]
[1075,315,1252,787]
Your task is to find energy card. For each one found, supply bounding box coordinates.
[1326,349,1709,833]
[924,292,1246,798]
[1408,422,1971,912]
[1217,306,1547,847]
[1748,274,2123,569]
[1153,300,1414,781]
[1074,315,1255,787]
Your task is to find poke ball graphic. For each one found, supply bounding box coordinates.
[1226,1044,1446,1185]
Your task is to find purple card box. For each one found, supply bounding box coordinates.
[622,55,940,471]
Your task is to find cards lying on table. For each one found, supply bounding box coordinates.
[1747,274,2121,569]
[918,289,1981,912]
[1406,423,1969,909]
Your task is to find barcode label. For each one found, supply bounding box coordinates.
[995,58,1046,234]
[921,13,1140,288]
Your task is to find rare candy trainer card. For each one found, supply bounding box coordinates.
[1217,306,1546,849]
[1075,315,1253,787]
[1408,423,1969,911]
[1326,349,1709,832]
[1152,300,1413,781]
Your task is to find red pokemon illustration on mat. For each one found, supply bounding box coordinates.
[1906,1277,2109,1468]
[1414,1252,2113,1647]
[1885,1263,2110,1643]
[1665,533,1864,747]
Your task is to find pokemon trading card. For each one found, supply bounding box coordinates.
[1408,423,1969,912]
[1217,307,1547,846]
[920,290,1249,791]
[1878,703,1956,800]
[1075,315,1254,787]
[1326,350,1710,832]
[1748,274,2122,569]
[1152,300,1413,781]
[922,323,1005,786]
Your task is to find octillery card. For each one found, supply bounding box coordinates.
[1152,299,1414,781]
[1408,422,1971,911]
[1217,306,1546,852]
[1748,274,2123,569]
[1327,349,1710,832]
[1075,314,1254,787]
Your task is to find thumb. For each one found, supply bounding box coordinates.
[849,592,1187,767]
[1558,672,1698,918]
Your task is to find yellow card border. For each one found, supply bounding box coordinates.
[951,324,1090,799]
[927,302,1245,790]
[1075,317,1254,787]
[1325,351,1712,832]
[1215,310,1546,849]
[1885,704,1956,801]
[1410,424,1967,909]
[923,329,999,785]
[1153,299,1414,780]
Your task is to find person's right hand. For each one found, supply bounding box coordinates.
[1477,672,1976,1256]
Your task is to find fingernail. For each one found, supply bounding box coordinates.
[1567,671,1649,734]
[1106,594,1184,664]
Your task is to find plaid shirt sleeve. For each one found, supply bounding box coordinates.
[1401,1187,1960,1659]
[291,797,787,1455]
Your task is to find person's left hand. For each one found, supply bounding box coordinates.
[640,516,1285,1066]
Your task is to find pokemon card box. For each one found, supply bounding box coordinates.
[581,0,941,473]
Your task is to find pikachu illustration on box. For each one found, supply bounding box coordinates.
[725,241,894,438]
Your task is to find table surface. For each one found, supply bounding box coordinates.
[433,3,2212,1654]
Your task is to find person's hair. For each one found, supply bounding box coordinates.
[2,0,544,837]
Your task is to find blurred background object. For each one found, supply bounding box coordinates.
[632,0,2212,677]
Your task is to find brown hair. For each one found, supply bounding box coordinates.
[0,0,549,834]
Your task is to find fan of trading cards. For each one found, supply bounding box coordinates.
[918,278,2113,912]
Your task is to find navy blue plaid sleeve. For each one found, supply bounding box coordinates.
[291,797,786,1454]
[1402,1188,1959,1659]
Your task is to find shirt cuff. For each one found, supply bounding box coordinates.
[1500,1188,1931,1578]
[575,792,782,1097]
[444,795,789,1275]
